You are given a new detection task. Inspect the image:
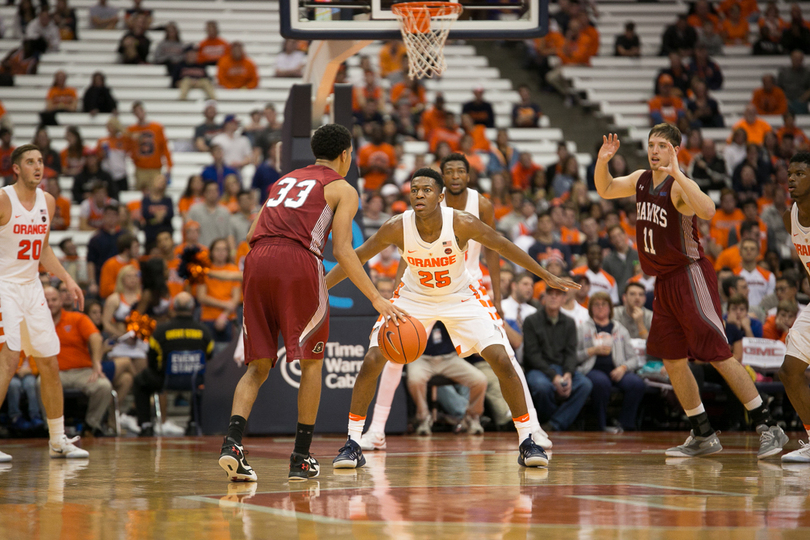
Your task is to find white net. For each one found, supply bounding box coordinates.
[392,2,463,79]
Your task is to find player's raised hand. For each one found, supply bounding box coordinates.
[598,134,621,162]
[657,141,681,177]
[372,296,410,326]
[544,274,581,292]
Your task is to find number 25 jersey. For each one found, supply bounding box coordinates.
[0,185,49,284]
[636,171,704,277]
[250,164,344,258]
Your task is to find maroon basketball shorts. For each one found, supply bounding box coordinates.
[242,239,329,365]
[647,257,732,363]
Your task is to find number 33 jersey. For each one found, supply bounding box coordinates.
[635,170,705,277]
[400,207,473,296]
[0,185,49,284]
[250,164,345,258]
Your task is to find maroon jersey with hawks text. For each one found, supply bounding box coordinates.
[635,171,704,276]
[250,164,344,258]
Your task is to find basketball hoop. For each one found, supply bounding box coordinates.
[392,1,463,79]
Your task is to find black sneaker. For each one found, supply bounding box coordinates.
[219,437,258,482]
[518,435,549,468]
[289,452,320,482]
[333,438,366,469]
[139,423,154,437]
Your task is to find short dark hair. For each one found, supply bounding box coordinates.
[727,293,749,311]
[790,151,810,167]
[411,167,444,190]
[624,282,646,295]
[311,124,352,161]
[58,238,73,252]
[515,271,534,284]
[777,274,798,289]
[117,232,137,254]
[721,275,746,297]
[103,202,120,214]
[648,123,681,147]
[739,219,760,236]
[740,198,758,210]
[237,189,252,199]
[440,153,470,174]
[11,144,40,167]
[777,300,799,316]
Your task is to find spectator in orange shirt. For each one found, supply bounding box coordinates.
[419,93,447,140]
[127,101,172,190]
[44,285,113,436]
[40,70,77,126]
[458,134,485,175]
[370,245,399,280]
[217,41,259,89]
[721,4,751,44]
[154,230,185,300]
[99,233,141,300]
[390,77,426,111]
[731,104,774,146]
[777,110,809,149]
[752,74,788,115]
[688,0,720,32]
[178,174,205,219]
[710,189,746,248]
[379,40,406,79]
[763,300,798,342]
[0,127,14,183]
[714,220,761,272]
[648,74,686,125]
[353,70,385,113]
[719,0,760,21]
[511,152,543,191]
[197,238,241,345]
[197,21,229,66]
[547,19,597,97]
[358,125,398,192]
[175,220,209,259]
[429,112,463,153]
[460,113,491,153]
[45,177,71,230]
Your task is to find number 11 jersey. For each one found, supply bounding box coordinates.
[250,164,345,258]
[0,185,49,284]
[635,171,704,277]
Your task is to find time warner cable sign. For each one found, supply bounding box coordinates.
[279,342,366,390]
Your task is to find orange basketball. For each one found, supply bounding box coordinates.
[377,316,427,364]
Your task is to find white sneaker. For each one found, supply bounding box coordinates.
[49,435,90,459]
[0,450,11,462]
[415,416,432,436]
[119,414,141,434]
[358,430,387,451]
[156,419,186,436]
[532,428,553,449]
[463,415,484,435]
[782,441,810,463]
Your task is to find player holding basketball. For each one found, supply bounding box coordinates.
[217,124,407,482]
[0,144,88,463]
[358,153,552,451]
[328,168,578,469]
[777,152,810,463]
[596,124,788,458]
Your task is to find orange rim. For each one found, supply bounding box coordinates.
[392,1,463,34]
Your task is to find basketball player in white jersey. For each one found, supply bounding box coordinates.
[359,153,552,451]
[0,145,88,463]
[778,152,810,463]
[329,169,578,469]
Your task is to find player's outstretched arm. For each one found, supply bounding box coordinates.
[325,215,404,289]
[594,134,644,200]
[660,141,716,220]
[328,183,409,322]
[41,193,84,310]
[454,211,580,292]
[478,195,502,311]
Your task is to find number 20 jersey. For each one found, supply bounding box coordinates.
[400,207,473,296]
[250,164,345,258]
[0,185,49,284]
[635,170,705,277]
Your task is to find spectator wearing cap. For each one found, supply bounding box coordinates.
[194,100,222,153]
[79,180,114,231]
[187,181,233,247]
[82,72,118,115]
[648,74,686,125]
[127,101,173,191]
[173,45,216,101]
[614,21,640,57]
[752,74,788,116]
[275,39,307,78]
[217,41,259,89]
[210,115,253,171]
[461,86,495,128]
[660,15,697,56]
[73,149,115,203]
[201,144,239,194]
[197,21,229,66]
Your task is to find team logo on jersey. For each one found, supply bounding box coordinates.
[312,342,324,354]
[445,248,452,255]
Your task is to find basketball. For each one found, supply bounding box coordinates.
[377,316,427,364]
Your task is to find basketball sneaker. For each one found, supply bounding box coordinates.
[781,441,810,463]
[532,427,553,449]
[358,430,387,451]
[219,437,258,482]
[289,453,320,482]
[462,415,484,435]
[665,431,723,458]
[0,450,11,463]
[756,425,789,459]
[49,435,90,459]
[518,435,549,467]
[333,438,366,469]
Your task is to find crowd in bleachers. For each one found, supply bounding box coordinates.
[0,1,809,438]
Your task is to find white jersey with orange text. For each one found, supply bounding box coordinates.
[787,203,810,364]
[0,185,49,284]
[735,266,775,308]
[441,188,482,281]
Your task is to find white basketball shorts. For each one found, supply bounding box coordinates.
[369,280,509,358]
[786,307,810,365]
[0,280,60,358]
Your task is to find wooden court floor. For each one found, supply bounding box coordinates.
[0,431,809,539]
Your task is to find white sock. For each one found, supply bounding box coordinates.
[47,417,65,446]
[510,353,541,431]
[369,405,390,434]
[743,395,763,411]
[348,414,366,443]
[684,404,705,417]
[369,362,403,433]
[513,414,533,443]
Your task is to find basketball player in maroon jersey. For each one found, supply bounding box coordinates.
[218,124,407,482]
[595,124,788,458]
[777,152,810,463]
